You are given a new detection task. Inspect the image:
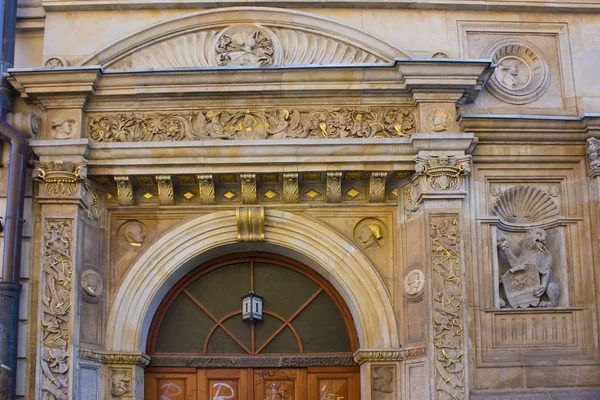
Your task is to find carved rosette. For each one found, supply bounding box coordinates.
[485,39,550,105]
[87,108,415,142]
[429,216,465,400]
[415,155,470,193]
[40,220,73,400]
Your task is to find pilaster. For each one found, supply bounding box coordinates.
[401,147,472,400]
[32,142,108,400]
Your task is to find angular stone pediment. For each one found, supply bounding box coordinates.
[80,7,409,69]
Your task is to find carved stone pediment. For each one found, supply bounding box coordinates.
[80,8,408,69]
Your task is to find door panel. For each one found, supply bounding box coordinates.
[307,368,359,400]
[145,367,359,400]
[198,369,249,400]
[253,369,306,400]
[145,369,197,400]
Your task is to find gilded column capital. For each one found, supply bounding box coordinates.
[33,160,87,197]
[413,154,471,200]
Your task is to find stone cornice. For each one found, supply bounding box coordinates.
[8,60,493,109]
[29,134,477,175]
[78,349,151,367]
[353,347,426,364]
[459,114,600,143]
[37,0,600,13]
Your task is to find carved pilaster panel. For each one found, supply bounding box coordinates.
[33,161,87,198]
[40,219,73,400]
[369,172,387,203]
[114,176,134,206]
[236,207,264,242]
[371,365,396,400]
[155,175,175,205]
[282,173,299,203]
[197,174,216,205]
[240,173,257,204]
[587,137,600,177]
[326,172,342,203]
[429,216,465,400]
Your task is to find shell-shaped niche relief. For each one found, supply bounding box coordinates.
[492,185,559,226]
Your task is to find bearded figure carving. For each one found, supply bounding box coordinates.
[497,228,560,308]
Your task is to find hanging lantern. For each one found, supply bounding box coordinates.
[242,291,263,322]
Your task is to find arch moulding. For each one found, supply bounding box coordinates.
[106,209,399,355]
[80,6,409,69]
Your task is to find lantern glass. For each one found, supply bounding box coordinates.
[242,291,263,322]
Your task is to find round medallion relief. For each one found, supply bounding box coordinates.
[485,40,550,105]
[403,268,425,301]
[353,218,386,250]
[213,25,281,67]
[424,108,450,132]
[81,269,104,302]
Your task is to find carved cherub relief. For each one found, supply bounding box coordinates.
[497,228,560,308]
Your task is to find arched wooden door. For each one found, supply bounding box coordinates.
[145,253,360,400]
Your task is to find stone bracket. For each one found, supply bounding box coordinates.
[240,173,257,204]
[236,207,264,242]
[156,175,175,205]
[282,173,299,203]
[326,172,342,203]
[114,176,134,206]
[197,174,216,205]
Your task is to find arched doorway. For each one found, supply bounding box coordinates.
[145,252,360,400]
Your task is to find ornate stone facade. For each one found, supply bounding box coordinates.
[2,2,600,400]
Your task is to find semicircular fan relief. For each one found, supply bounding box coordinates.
[492,185,559,225]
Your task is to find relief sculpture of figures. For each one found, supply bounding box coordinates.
[497,228,560,308]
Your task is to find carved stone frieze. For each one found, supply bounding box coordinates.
[114,176,134,206]
[415,155,470,193]
[236,207,264,242]
[197,174,216,205]
[492,185,559,226]
[282,173,299,203]
[87,108,415,142]
[369,172,387,203]
[484,39,550,105]
[326,172,342,203]
[41,219,73,400]
[156,175,175,205]
[240,173,257,204]
[587,137,600,177]
[429,216,465,400]
[353,348,425,364]
[78,350,150,367]
[33,161,87,197]
[497,228,561,308]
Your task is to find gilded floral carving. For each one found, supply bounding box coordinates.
[87,108,415,142]
[41,220,73,400]
[430,216,465,400]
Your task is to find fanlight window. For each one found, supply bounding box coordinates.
[148,254,357,356]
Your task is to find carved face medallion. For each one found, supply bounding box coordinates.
[404,269,425,300]
[354,218,386,250]
[424,108,450,132]
[485,39,549,105]
[81,269,104,302]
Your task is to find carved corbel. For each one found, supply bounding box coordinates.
[282,173,299,203]
[368,172,387,203]
[114,176,134,206]
[33,160,86,197]
[236,207,264,242]
[197,174,216,205]
[587,138,600,177]
[326,172,342,203]
[156,175,175,205]
[240,173,257,204]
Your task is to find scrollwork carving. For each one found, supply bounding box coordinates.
[430,216,465,400]
[282,173,299,203]
[87,108,415,142]
[240,173,257,204]
[41,219,73,400]
[198,174,216,205]
[326,172,342,203]
[369,172,387,203]
[156,175,175,205]
[353,347,425,364]
[114,176,134,206]
[587,138,600,177]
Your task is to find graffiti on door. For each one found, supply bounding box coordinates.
[160,382,182,400]
[213,382,236,400]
